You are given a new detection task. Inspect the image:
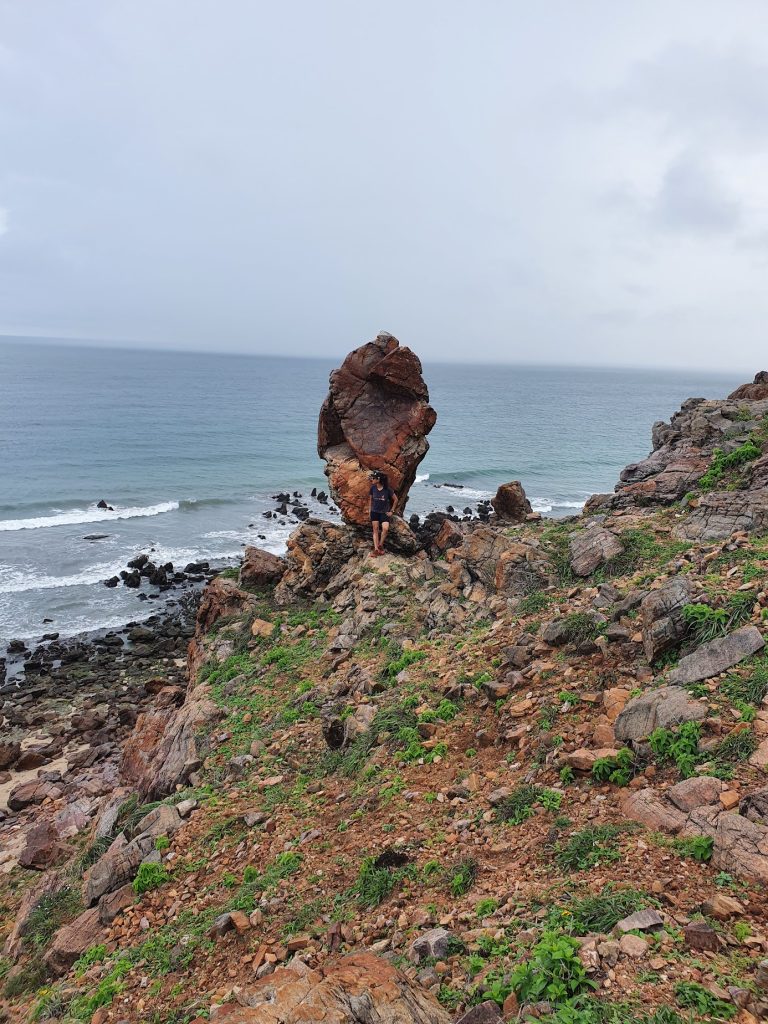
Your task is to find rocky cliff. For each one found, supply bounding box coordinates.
[4,372,768,1024]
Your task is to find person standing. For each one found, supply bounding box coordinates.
[369,471,397,555]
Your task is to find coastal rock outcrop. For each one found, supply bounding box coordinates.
[239,546,285,589]
[586,378,768,539]
[317,332,436,527]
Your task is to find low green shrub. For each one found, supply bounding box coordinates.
[511,931,596,1005]
[449,857,478,897]
[673,835,714,862]
[591,748,634,786]
[496,784,562,825]
[133,862,170,895]
[648,721,701,779]
[674,980,737,1018]
[562,885,656,935]
[555,826,621,871]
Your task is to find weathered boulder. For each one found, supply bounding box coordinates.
[495,543,554,597]
[239,546,285,589]
[44,907,104,975]
[448,525,549,594]
[18,821,66,870]
[640,578,698,662]
[7,779,63,812]
[675,489,768,541]
[274,519,364,604]
[85,833,155,905]
[211,952,451,1023]
[569,526,624,577]
[98,884,135,924]
[666,776,726,813]
[317,332,436,527]
[740,786,768,823]
[195,576,257,637]
[614,686,706,745]
[408,927,453,964]
[491,481,532,523]
[728,371,768,401]
[0,740,21,769]
[667,626,764,685]
[686,806,768,885]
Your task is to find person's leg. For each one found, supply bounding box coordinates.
[379,517,390,551]
[371,519,380,552]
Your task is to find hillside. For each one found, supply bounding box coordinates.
[3,366,768,1024]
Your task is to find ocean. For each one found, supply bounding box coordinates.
[0,340,743,646]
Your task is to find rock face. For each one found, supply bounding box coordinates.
[569,525,624,577]
[317,332,436,527]
[491,481,532,523]
[585,386,768,539]
[640,578,697,662]
[211,953,451,1023]
[666,625,764,685]
[239,546,285,589]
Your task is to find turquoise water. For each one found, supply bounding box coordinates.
[0,340,743,642]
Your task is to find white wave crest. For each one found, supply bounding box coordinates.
[0,501,179,532]
[0,561,126,594]
[414,472,430,483]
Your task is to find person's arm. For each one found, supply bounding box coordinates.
[390,489,398,515]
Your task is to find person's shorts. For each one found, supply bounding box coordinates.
[370,512,390,523]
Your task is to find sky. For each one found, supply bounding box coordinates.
[1,2,768,370]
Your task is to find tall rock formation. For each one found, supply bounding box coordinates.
[317,332,436,526]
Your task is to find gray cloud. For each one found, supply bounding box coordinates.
[1,1,768,370]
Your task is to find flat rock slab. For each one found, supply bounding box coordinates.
[616,909,664,933]
[569,526,624,576]
[667,625,765,685]
[614,686,706,744]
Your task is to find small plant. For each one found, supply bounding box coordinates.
[562,885,656,935]
[555,825,621,871]
[715,728,758,764]
[674,980,737,1019]
[511,931,596,1005]
[559,765,575,785]
[496,784,561,825]
[133,862,170,895]
[519,591,552,615]
[648,721,701,779]
[559,613,602,647]
[698,441,761,491]
[154,835,170,851]
[723,656,768,706]
[733,922,751,942]
[673,835,714,862]
[449,857,478,897]
[591,747,634,786]
[714,871,735,888]
[352,852,411,907]
[476,898,498,918]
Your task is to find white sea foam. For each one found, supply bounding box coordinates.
[0,561,126,594]
[0,501,179,532]
[414,472,430,483]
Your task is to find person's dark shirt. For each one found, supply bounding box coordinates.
[370,485,394,514]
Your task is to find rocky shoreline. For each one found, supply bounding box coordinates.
[7,343,768,1024]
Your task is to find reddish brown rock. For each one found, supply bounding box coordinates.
[7,779,63,812]
[239,546,285,589]
[212,952,450,1023]
[491,481,532,523]
[317,332,436,527]
[44,907,105,975]
[18,821,65,870]
[0,740,21,769]
[728,371,768,401]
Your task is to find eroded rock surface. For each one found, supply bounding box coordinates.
[491,481,532,523]
[666,625,764,685]
[317,332,436,527]
[614,686,706,745]
[212,952,451,1023]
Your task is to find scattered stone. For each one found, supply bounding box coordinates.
[490,481,532,523]
[615,909,664,933]
[619,933,649,958]
[614,686,706,745]
[684,922,721,952]
[408,927,453,964]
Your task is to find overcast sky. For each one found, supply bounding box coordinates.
[2,2,768,369]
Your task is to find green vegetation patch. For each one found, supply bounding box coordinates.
[648,721,701,779]
[554,825,622,871]
[495,784,562,825]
